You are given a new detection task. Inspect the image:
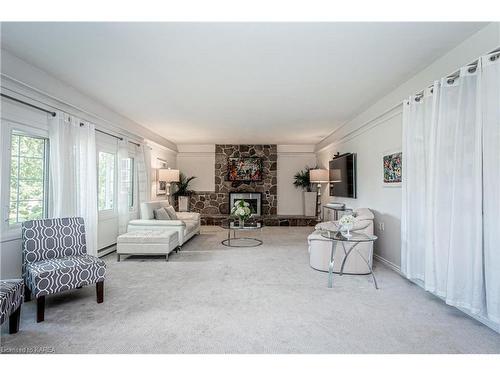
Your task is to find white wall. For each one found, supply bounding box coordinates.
[277,145,317,216]
[316,23,500,270]
[176,145,216,192]
[149,140,178,201]
[317,107,402,267]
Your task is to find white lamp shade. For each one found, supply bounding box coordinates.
[310,169,329,183]
[158,168,179,182]
[330,169,342,182]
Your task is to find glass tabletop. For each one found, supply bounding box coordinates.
[320,230,377,242]
[221,219,263,230]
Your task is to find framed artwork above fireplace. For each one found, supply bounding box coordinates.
[227,157,263,182]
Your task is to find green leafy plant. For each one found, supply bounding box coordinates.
[172,173,197,197]
[293,166,317,192]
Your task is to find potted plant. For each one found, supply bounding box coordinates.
[173,173,196,212]
[293,167,317,217]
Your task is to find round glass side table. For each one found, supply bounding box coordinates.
[221,219,263,247]
[320,230,378,289]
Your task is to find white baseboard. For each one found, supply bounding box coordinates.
[374,254,402,275]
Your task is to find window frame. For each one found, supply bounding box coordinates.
[9,131,50,226]
[1,120,50,240]
[96,138,118,220]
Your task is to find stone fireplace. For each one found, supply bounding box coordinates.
[189,144,277,216]
[229,192,262,216]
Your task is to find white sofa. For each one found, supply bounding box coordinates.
[307,208,374,275]
[127,200,201,246]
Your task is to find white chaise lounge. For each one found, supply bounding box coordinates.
[127,200,201,246]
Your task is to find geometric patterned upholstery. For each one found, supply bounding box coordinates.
[22,217,106,298]
[0,279,24,325]
[24,255,106,298]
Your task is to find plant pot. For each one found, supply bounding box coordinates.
[304,191,317,217]
[178,196,189,212]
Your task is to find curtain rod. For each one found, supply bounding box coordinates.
[92,126,141,147]
[1,93,56,117]
[414,47,500,101]
[1,85,144,147]
[1,91,141,147]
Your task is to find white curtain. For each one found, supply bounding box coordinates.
[402,52,500,332]
[117,139,130,235]
[49,113,98,256]
[482,53,500,325]
[135,144,151,212]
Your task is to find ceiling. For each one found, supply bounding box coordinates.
[1,22,486,144]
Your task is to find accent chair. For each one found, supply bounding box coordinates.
[22,217,106,322]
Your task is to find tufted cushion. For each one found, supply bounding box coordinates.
[24,255,106,298]
[117,229,179,244]
[0,279,24,325]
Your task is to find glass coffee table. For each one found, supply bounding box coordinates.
[320,230,378,289]
[221,219,263,247]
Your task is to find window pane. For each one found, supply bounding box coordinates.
[9,132,47,226]
[98,151,115,211]
[18,157,44,180]
[19,135,45,157]
[19,180,44,201]
[11,135,19,156]
[17,200,44,222]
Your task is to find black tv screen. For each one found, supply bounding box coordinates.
[329,153,357,198]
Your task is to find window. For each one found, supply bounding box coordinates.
[123,157,134,209]
[98,151,115,211]
[9,132,49,225]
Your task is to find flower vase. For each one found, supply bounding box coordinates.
[239,219,244,228]
[342,224,353,238]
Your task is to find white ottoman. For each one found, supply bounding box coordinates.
[117,229,179,262]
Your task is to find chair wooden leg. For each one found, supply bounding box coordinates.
[96,281,104,304]
[9,306,21,334]
[24,286,31,302]
[36,296,45,323]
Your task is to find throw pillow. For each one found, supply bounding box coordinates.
[164,205,178,220]
[154,207,171,220]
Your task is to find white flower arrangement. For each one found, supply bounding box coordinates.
[339,214,356,227]
[338,214,356,237]
[231,200,252,221]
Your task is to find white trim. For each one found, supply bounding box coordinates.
[316,105,403,153]
[374,253,402,275]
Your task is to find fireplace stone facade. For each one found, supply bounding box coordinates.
[187,144,278,216]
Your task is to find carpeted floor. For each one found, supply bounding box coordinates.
[1,226,499,354]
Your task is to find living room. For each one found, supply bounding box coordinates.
[1,1,499,372]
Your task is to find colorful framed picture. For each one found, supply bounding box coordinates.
[382,150,402,187]
[227,157,263,182]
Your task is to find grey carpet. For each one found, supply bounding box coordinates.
[1,226,499,354]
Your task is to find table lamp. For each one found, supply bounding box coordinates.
[158,168,179,204]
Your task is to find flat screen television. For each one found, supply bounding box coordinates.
[329,153,357,198]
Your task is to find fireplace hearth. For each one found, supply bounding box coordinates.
[229,192,262,216]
